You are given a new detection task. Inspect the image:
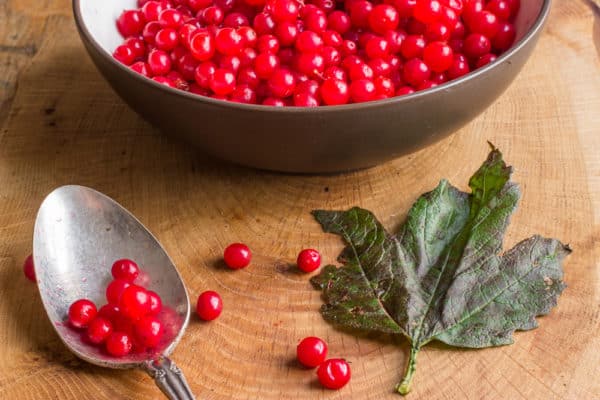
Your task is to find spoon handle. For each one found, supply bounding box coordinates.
[144,357,196,400]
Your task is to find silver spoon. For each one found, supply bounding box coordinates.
[33,185,195,400]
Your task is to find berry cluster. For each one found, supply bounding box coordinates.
[67,259,172,357]
[113,0,519,106]
[297,336,351,389]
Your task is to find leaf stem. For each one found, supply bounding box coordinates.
[396,345,419,395]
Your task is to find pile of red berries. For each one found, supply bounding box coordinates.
[297,336,351,389]
[67,259,171,357]
[113,0,519,106]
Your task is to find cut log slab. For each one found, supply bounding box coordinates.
[0,0,599,398]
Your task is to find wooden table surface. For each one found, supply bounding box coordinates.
[1,0,599,398]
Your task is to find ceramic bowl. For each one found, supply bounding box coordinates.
[73,0,550,172]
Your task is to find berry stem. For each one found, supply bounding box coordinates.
[396,345,419,395]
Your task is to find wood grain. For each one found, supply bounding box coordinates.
[1,0,599,398]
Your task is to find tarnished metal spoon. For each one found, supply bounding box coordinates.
[33,185,195,399]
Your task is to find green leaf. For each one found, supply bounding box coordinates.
[310,147,570,395]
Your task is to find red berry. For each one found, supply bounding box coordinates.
[153,28,178,51]
[202,6,225,25]
[413,0,442,24]
[263,97,286,106]
[254,53,280,78]
[238,26,258,48]
[320,78,349,105]
[86,317,113,344]
[403,58,430,86]
[384,29,405,53]
[209,68,237,94]
[105,332,133,356]
[143,21,162,44]
[189,31,216,61]
[374,75,394,96]
[223,242,252,269]
[295,31,324,53]
[124,37,147,58]
[111,259,140,282]
[106,279,131,305]
[238,67,260,88]
[493,22,515,52]
[317,359,351,390]
[147,290,163,315]
[119,285,151,319]
[134,315,163,348]
[257,34,280,54]
[368,5,399,35]
[396,85,415,96]
[268,68,296,97]
[295,79,320,96]
[328,11,351,35]
[368,58,391,77]
[467,11,500,39]
[113,45,136,65]
[425,22,450,42]
[117,10,146,37]
[297,249,322,272]
[194,61,216,87]
[393,0,416,18]
[365,36,389,59]
[341,39,357,56]
[196,290,223,321]
[177,53,199,80]
[417,80,438,90]
[253,13,276,35]
[152,76,176,87]
[475,53,497,68]
[231,84,258,103]
[23,254,35,282]
[304,10,328,34]
[296,52,325,77]
[322,30,343,48]
[98,303,121,321]
[293,92,319,106]
[400,34,426,59]
[68,299,97,329]
[447,54,470,79]
[268,0,299,23]
[297,337,328,367]
[463,33,491,59]
[159,8,184,28]
[321,46,341,67]
[486,0,511,21]
[148,49,172,75]
[423,41,453,72]
[224,12,250,28]
[219,54,242,72]
[348,62,374,81]
[216,27,244,56]
[142,1,165,21]
[214,0,236,12]
[431,71,447,84]
[274,22,298,46]
[348,1,373,29]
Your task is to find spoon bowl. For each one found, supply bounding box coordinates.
[33,185,194,399]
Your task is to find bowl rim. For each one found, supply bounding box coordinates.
[73,0,551,113]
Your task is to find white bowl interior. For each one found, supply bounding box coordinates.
[78,0,545,54]
[80,0,137,53]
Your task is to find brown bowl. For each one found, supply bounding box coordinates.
[73,0,550,173]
